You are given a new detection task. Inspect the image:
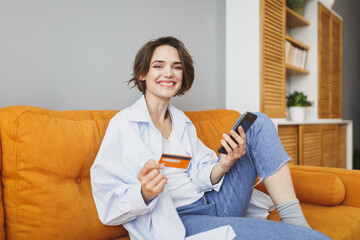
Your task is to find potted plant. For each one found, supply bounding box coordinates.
[286,0,306,16]
[286,91,313,121]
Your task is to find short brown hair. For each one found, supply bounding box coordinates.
[127,36,194,96]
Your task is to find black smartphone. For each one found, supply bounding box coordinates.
[217,112,257,154]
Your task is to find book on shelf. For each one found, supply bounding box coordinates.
[300,50,307,69]
[285,40,293,64]
[285,40,308,70]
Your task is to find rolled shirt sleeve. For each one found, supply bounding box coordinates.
[90,115,159,226]
[187,133,224,193]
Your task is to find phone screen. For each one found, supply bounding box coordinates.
[217,112,257,154]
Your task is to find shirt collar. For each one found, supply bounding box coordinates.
[127,95,152,123]
[128,95,192,138]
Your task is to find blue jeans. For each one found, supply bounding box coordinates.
[177,113,330,240]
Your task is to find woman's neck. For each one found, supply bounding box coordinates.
[144,94,172,138]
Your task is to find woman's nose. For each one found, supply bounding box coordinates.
[162,66,173,78]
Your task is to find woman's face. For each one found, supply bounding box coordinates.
[142,45,183,102]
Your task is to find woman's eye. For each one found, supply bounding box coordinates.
[153,65,162,68]
[174,65,182,70]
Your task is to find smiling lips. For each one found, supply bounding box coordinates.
[157,81,176,87]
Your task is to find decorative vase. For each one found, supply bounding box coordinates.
[289,106,305,121]
[286,0,306,16]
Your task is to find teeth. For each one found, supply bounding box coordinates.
[159,82,174,86]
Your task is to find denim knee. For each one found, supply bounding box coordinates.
[253,112,275,129]
[247,112,277,145]
[245,112,290,180]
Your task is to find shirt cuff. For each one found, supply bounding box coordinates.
[211,164,224,192]
[127,184,158,214]
[200,163,224,192]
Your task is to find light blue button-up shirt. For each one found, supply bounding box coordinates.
[90,95,223,240]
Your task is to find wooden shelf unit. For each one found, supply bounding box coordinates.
[286,35,310,50]
[286,7,310,28]
[285,35,309,74]
[226,0,350,168]
[286,63,310,75]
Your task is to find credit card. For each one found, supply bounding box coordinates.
[159,154,191,169]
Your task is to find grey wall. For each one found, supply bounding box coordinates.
[333,0,360,151]
[0,0,225,111]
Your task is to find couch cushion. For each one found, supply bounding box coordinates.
[290,164,360,208]
[291,169,346,206]
[185,109,241,154]
[255,169,346,206]
[0,106,126,240]
[268,203,360,240]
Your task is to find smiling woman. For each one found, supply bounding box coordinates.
[90,36,330,240]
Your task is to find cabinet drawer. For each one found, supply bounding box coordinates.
[299,125,322,166]
[278,125,298,165]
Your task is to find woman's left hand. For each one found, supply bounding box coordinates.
[218,126,247,172]
[210,126,246,185]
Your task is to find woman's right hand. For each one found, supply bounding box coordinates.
[137,159,167,203]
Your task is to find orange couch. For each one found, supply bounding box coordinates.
[0,106,359,240]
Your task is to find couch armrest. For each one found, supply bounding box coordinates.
[290,165,360,208]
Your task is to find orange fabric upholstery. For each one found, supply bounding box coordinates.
[291,169,345,206]
[184,109,241,154]
[0,105,359,240]
[255,169,346,206]
[290,165,360,208]
[0,106,124,240]
[268,203,360,240]
[0,139,4,240]
[256,165,360,240]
